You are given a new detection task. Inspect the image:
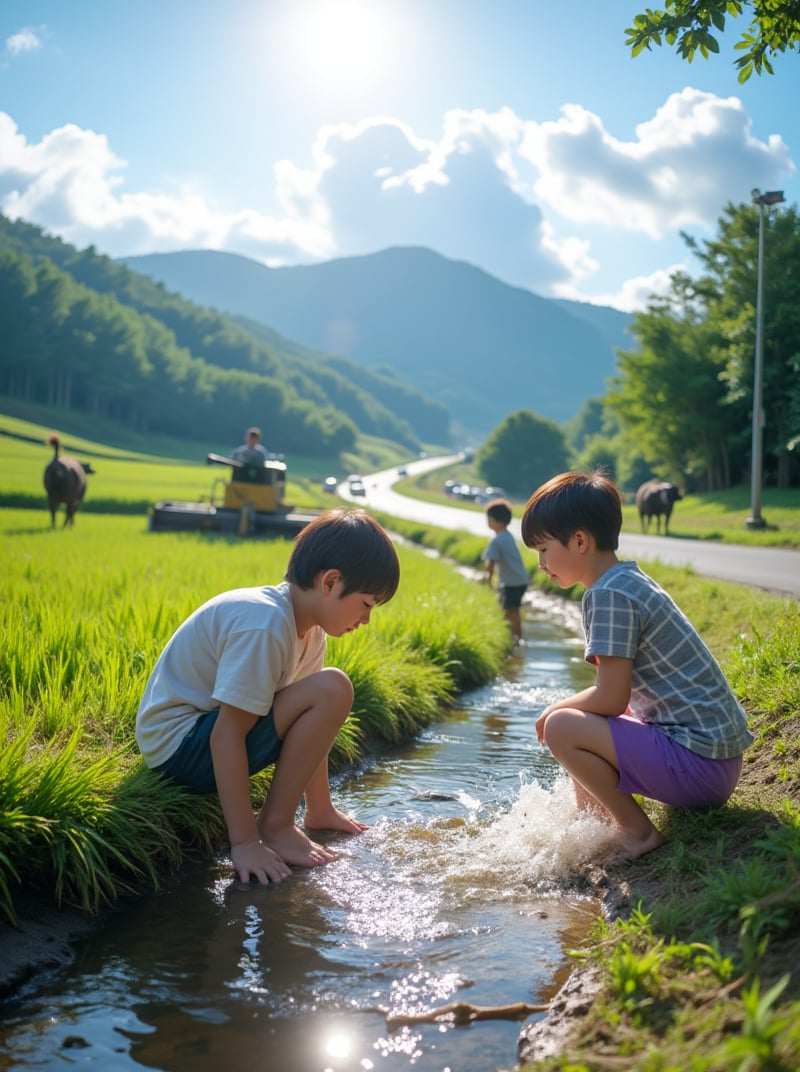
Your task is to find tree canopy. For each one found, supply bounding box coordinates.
[626,1,800,81]
[607,200,800,490]
[0,214,452,455]
[475,409,571,497]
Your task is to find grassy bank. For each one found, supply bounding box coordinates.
[0,509,509,925]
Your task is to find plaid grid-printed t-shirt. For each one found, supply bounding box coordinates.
[582,561,753,760]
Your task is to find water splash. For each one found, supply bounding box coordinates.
[454,775,615,891]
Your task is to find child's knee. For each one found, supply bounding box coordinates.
[317,666,354,713]
[542,708,579,752]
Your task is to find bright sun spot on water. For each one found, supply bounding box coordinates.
[324,1028,353,1060]
[293,0,389,87]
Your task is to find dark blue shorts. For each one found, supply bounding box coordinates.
[153,706,282,795]
[499,584,527,610]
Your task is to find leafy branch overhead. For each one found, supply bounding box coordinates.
[626,1,800,82]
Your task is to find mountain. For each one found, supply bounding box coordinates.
[0,213,450,452]
[121,247,634,437]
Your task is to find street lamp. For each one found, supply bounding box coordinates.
[746,188,785,530]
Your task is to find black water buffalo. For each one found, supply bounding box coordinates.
[636,480,682,535]
[43,434,89,527]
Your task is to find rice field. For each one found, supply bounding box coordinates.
[0,508,509,923]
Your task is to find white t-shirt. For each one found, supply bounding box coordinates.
[136,581,326,768]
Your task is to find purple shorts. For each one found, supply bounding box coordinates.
[608,713,743,808]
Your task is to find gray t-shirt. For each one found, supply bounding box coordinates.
[481,529,529,588]
[583,561,753,759]
[136,582,326,767]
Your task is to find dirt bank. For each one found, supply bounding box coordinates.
[0,898,99,1002]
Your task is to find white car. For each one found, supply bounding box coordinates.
[348,479,367,497]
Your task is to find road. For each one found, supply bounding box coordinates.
[341,455,800,599]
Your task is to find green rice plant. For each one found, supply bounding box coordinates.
[332,628,455,746]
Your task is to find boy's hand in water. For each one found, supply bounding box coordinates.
[231,839,292,884]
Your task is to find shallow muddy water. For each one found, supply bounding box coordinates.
[0,603,615,1072]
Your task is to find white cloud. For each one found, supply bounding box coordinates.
[555,263,687,314]
[0,113,323,262]
[521,88,794,238]
[5,26,45,57]
[0,87,794,311]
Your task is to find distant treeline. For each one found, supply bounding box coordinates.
[0,215,451,455]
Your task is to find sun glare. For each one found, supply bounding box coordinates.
[293,0,390,88]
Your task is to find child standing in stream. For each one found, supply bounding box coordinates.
[521,470,753,861]
[136,508,400,885]
[481,498,529,644]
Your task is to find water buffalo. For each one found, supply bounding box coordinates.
[636,480,682,535]
[43,434,89,527]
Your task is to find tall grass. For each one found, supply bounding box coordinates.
[0,508,509,922]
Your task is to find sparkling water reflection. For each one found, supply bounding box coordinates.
[0,604,610,1072]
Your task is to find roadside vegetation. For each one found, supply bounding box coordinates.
[404,461,800,549]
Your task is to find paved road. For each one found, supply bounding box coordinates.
[342,455,799,599]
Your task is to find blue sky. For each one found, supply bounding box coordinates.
[1,0,796,310]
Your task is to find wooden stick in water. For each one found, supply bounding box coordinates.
[386,1000,550,1029]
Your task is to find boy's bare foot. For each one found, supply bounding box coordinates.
[304,805,369,834]
[608,826,665,863]
[260,824,339,867]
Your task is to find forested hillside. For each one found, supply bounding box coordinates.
[0,215,451,455]
[121,246,630,435]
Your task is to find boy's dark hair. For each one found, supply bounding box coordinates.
[521,471,622,551]
[286,508,400,603]
[486,498,512,526]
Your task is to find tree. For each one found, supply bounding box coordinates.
[475,409,571,498]
[606,202,800,490]
[608,271,741,490]
[626,1,800,81]
[690,201,800,487]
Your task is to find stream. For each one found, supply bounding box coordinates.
[0,597,615,1072]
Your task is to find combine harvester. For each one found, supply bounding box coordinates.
[149,452,320,537]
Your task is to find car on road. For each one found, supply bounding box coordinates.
[348,479,366,497]
[474,486,508,504]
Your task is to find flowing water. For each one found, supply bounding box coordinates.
[0,599,616,1072]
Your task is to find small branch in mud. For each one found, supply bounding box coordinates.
[386,1000,549,1029]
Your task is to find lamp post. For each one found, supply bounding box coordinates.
[746,188,784,530]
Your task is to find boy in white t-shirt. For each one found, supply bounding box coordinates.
[136,509,400,885]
